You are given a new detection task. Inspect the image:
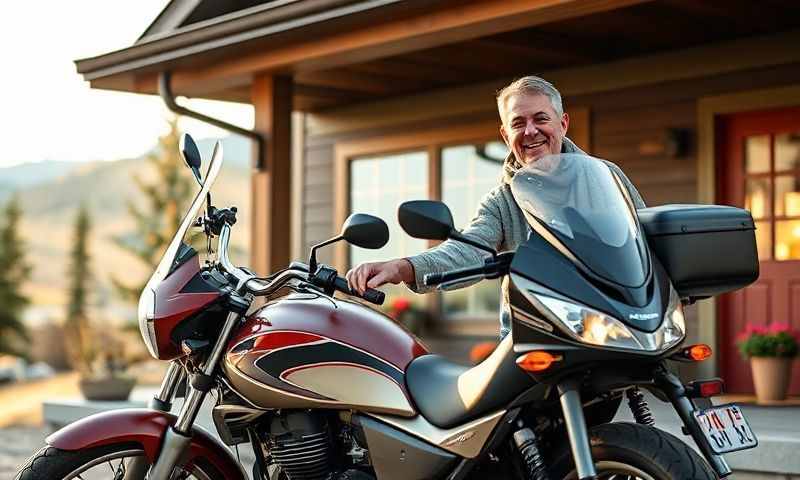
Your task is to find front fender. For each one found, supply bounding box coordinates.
[46,408,247,480]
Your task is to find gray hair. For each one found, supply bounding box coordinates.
[496,76,564,121]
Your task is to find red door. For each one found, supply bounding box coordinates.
[719,106,800,394]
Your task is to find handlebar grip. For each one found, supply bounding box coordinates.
[361,288,385,305]
[332,276,385,306]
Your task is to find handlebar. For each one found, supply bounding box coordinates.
[332,276,385,305]
[216,223,384,305]
[424,265,487,286]
[423,252,514,287]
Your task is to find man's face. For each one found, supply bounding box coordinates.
[500,93,569,165]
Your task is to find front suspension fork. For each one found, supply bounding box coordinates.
[145,298,247,480]
[558,379,597,480]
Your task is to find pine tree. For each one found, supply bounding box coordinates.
[0,196,31,356]
[64,205,94,373]
[112,117,194,301]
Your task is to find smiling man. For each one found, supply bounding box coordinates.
[347,76,646,337]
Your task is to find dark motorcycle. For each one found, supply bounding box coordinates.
[16,135,759,480]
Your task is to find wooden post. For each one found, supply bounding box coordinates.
[251,74,293,275]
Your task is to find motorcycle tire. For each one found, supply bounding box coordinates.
[15,441,223,480]
[549,422,717,480]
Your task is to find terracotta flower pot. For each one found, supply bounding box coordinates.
[750,356,793,402]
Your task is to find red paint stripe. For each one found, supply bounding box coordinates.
[252,331,324,352]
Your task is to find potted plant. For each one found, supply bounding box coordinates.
[737,322,799,402]
[74,331,136,402]
[385,297,429,335]
[65,206,135,401]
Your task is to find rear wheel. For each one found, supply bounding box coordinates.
[549,422,716,480]
[15,441,221,480]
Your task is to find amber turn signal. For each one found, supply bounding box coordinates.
[671,343,713,362]
[516,351,563,372]
[687,344,713,361]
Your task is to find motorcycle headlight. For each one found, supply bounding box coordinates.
[531,285,686,352]
[662,287,686,348]
[138,287,159,358]
[535,295,645,351]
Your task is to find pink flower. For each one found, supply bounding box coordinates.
[769,322,791,334]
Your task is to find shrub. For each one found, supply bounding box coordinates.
[737,323,799,359]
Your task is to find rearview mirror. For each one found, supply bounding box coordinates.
[341,213,389,249]
[398,200,454,240]
[180,133,203,185]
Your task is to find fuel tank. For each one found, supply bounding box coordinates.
[223,293,429,416]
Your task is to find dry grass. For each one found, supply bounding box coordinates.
[0,373,80,428]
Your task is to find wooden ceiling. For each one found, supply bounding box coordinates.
[286,0,800,111]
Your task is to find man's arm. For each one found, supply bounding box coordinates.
[347,188,505,294]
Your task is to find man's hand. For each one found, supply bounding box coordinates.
[346,259,415,295]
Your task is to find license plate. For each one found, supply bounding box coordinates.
[693,403,758,454]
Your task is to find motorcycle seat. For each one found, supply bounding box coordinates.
[405,335,534,429]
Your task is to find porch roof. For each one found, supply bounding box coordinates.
[75,0,800,111]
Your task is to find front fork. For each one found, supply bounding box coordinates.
[130,295,248,480]
[557,379,597,480]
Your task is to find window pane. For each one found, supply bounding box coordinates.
[350,151,429,267]
[775,220,800,261]
[441,141,508,320]
[775,175,800,217]
[775,132,800,172]
[744,135,770,174]
[754,221,772,261]
[745,178,771,219]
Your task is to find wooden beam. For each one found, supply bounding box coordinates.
[251,74,293,275]
[307,29,800,137]
[166,0,651,91]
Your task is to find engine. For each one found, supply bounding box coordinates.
[264,410,373,480]
[267,411,333,479]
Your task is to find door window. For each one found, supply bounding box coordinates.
[743,131,800,261]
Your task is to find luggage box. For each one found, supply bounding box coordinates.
[637,204,759,298]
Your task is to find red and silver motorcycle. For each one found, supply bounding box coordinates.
[17,134,758,480]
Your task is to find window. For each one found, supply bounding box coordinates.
[440,141,508,321]
[349,151,429,266]
[743,131,800,260]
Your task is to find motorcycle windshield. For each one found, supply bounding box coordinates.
[144,141,224,291]
[510,153,648,288]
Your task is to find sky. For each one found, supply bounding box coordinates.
[0,1,254,168]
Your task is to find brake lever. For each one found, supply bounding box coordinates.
[437,274,487,291]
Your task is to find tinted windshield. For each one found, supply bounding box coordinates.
[511,154,648,287]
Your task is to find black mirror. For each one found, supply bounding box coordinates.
[398,200,454,240]
[180,133,202,185]
[341,213,389,249]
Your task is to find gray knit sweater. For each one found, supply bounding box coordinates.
[405,138,646,337]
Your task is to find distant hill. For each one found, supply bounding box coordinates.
[0,161,83,202]
[8,134,254,323]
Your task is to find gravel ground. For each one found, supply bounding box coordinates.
[0,426,48,478]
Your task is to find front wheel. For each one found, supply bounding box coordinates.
[15,441,222,480]
[549,422,717,480]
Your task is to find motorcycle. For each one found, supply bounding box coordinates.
[16,134,760,480]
